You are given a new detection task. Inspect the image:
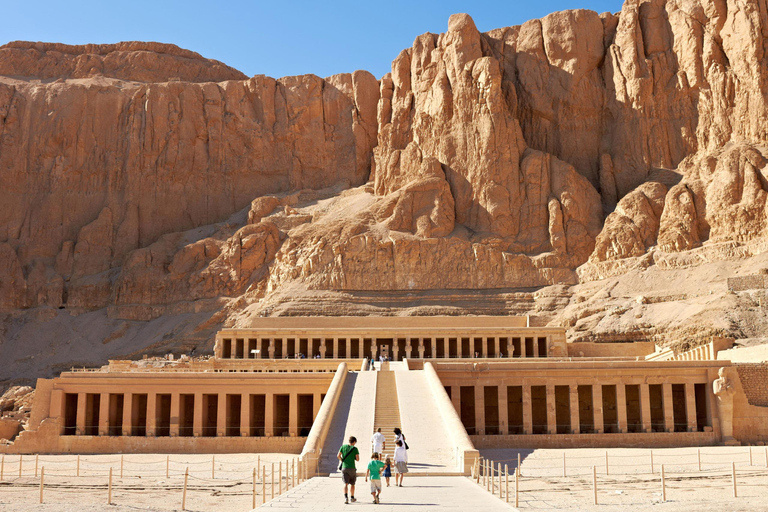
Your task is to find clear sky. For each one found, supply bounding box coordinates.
[4,0,624,79]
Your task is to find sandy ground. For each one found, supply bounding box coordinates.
[1,447,766,511]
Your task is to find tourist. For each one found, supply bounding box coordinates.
[393,427,407,449]
[371,427,386,456]
[337,436,359,504]
[383,456,392,486]
[394,439,408,486]
[365,452,386,504]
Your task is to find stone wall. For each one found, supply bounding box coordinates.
[727,272,768,292]
[735,364,768,407]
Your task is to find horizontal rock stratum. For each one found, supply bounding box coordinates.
[2,0,768,381]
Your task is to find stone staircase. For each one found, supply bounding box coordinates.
[373,370,401,461]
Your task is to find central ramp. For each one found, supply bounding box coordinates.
[373,370,401,460]
[256,475,512,510]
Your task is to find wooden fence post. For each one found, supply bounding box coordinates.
[35,454,39,477]
[279,461,283,494]
[182,467,188,510]
[515,467,519,507]
[605,450,609,475]
[732,462,737,497]
[262,465,266,504]
[504,464,509,503]
[120,454,124,478]
[518,452,522,477]
[1,453,4,480]
[563,452,566,477]
[285,459,289,490]
[650,450,654,474]
[253,468,257,509]
[19,454,22,477]
[592,466,597,505]
[698,448,701,471]
[108,467,113,505]
[167,455,170,479]
[661,464,666,502]
[39,466,45,503]
[271,462,275,499]
[292,458,296,489]
[212,455,215,479]
[77,455,80,477]
[748,447,752,466]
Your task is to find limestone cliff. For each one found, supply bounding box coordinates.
[3,0,768,382]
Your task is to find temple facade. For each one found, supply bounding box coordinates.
[3,317,767,475]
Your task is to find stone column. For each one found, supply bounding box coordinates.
[268,338,275,359]
[451,386,461,415]
[98,393,110,435]
[522,385,533,434]
[265,394,274,437]
[616,384,628,433]
[474,385,485,435]
[346,339,351,359]
[662,383,675,432]
[393,341,400,362]
[122,393,133,436]
[457,339,463,358]
[320,339,327,359]
[498,385,509,435]
[307,339,314,359]
[533,339,540,358]
[507,339,513,358]
[494,337,500,358]
[289,393,298,437]
[193,393,204,437]
[546,385,556,434]
[640,384,652,433]
[313,393,322,420]
[418,338,425,359]
[569,385,580,434]
[333,338,339,359]
[443,338,450,359]
[481,337,489,358]
[359,339,365,359]
[170,393,180,437]
[217,394,227,436]
[239,393,250,437]
[146,394,157,437]
[593,385,604,434]
[521,339,527,358]
[371,339,378,361]
[686,383,698,432]
[75,392,86,435]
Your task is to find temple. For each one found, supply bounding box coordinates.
[3,316,768,475]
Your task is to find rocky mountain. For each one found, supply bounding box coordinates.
[2,0,768,383]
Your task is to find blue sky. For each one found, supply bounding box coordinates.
[4,0,624,79]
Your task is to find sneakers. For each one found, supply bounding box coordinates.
[345,498,349,504]
[350,497,357,503]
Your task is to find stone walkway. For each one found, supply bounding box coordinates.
[256,475,513,510]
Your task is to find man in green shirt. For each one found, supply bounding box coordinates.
[337,436,359,504]
[365,452,386,504]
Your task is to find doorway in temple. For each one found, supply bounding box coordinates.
[377,338,393,361]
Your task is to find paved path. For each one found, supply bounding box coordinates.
[256,476,513,511]
[395,370,456,472]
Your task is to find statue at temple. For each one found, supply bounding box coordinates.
[713,367,739,445]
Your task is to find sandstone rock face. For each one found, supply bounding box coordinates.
[6,1,768,379]
[0,41,247,82]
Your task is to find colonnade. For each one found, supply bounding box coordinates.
[62,390,324,438]
[448,380,711,437]
[219,335,550,360]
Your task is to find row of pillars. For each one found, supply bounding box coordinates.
[63,391,323,438]
[220,336,549,360]
[450,381,710,436]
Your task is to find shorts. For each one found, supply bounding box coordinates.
[370,479,382,493]
[395,461,408,473]
[342,467,357,485]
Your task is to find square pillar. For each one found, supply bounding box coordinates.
[592,385,604,434]
[474,385,485,435]
[418,338,425,359]
[371,340,378,361]
[122,393,133,436]
[640,384,652,433]
[481,337,488,358]
[313,393,322,420]
[307,339,313,359]
[169,393,180,437]
[616,384,628,433]
[498,384,509,435]
[76,392,86,435]
[320,339,326,359]
[443,338,450,359]
[358,339,365,359]
[98,393,110,436]
[662,383,675,432]
[289,393,298,436]
[393,342,400,361]
[193,393,204,437]
[522,385,533,434]
[686,383,698,432]
[146,394,157,437]
[268,338,275,359]
[569,385,580,434]
[451,386,461,415]
[457,339,463,358]
[521,339,527,358]
[216,394,227,436]
[240,393,251,437]
[545,385,556,434]
[533,339,539,358]
[265,394,274,436]
[346,339,351,359]
[333,338,339,359]
[494,338,500,358]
